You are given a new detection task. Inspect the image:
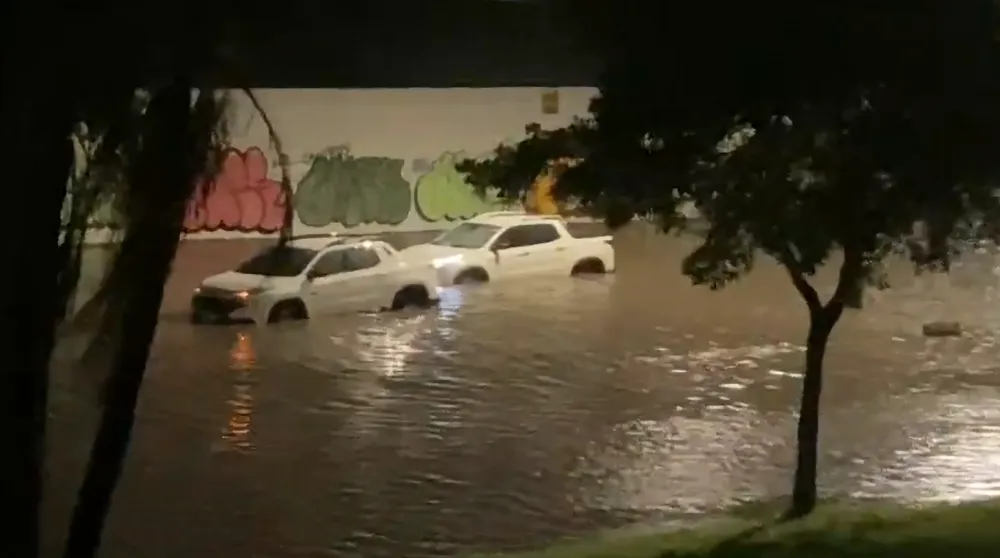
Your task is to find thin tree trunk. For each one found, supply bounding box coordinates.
[62,81,197,558]
[242,89,294,246]
[780,243,861,521]
[786,304,842,519]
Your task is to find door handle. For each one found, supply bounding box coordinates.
[515,253,530,257]
[555,247,567,252]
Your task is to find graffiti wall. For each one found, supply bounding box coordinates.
[294,147,413,228]
[184,147,287,234]
[77,87,596,242]
[413,152,508,222]
[201,87,593,239]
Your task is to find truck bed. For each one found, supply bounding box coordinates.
[564,221,613,239]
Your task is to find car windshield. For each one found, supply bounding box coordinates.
[430,223,501,249]
[235,246,318,277]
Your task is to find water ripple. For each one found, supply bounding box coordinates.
[44,232,1000,558]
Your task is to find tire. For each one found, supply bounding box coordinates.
[190,311,212,325]
[570,258,607,276]
[391,285,431,310]
[453,267,489,285]
[267,299,308,323]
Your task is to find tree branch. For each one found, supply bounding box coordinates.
[242,88,293,245]
[827,246,864,312]
[778,242,822,313]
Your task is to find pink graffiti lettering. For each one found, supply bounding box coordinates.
[184,147,286,234]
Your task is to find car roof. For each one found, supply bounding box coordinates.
[467,211,566,227]
[285,234,385,251]
[335,236,384,249]
[286,234,343,250]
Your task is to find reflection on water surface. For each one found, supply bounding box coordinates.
[44,230,1000,558]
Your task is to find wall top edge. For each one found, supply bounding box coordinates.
[207,85,599,92]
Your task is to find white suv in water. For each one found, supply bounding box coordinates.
[191,235,440,325]
[398,212,616,286]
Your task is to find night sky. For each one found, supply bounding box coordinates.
[230,0,602,87]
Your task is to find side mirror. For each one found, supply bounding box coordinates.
[306,269,323,280]
[492,240,510,251]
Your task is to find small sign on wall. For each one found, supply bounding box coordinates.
[541,89,559,114]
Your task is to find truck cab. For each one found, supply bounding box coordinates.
[399,212,616,286]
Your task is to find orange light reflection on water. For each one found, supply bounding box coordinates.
[222,331,257,452]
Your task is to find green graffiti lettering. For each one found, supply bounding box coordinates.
[413,152,505,222]
[294,148,412,228]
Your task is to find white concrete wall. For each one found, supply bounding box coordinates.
[80,87,595,243]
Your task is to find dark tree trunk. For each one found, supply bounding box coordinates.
[0,72,76,558]
[786,304,843,519]
[62,81,197,558]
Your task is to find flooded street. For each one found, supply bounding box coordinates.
[44,224,1000,558]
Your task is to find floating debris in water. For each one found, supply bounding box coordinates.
[922,322,962,337]
[768,369,803,379]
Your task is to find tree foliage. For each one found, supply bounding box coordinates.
[460,0,1000,518]
[2,5,300,558]
[468,2,1000,266]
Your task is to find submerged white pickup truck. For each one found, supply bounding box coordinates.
[191,234,440,325]
[398,211,616,286]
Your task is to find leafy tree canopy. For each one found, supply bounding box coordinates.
[459,0,1000,518]
[460,0,1000,312]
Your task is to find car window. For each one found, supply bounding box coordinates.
[309,250,347,277]
[343,247,381,271]
[520,223,560,245]
[490,227,522,250]
[236,246,318,277]
[431,223,502,248]
[491,224,560,250]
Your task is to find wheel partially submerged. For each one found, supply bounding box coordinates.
[453,267,489,285]
[190,311,218,325]
[268,299,308,323]
[391,284,432,310]
[570,258,607,276]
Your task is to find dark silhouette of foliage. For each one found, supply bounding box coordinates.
[460,0,1000,519]
[1,5,298,558]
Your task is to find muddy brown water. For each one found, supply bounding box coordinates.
[43,223,1000,558]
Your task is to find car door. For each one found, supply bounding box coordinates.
[306,247,388,313]
[339,246,389,309]
[304,249,351,315]
[488,223,561,278]
[487,226,529,280]
[516,223,566,275]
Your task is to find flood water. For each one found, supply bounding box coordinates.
[44,223,1000,558]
